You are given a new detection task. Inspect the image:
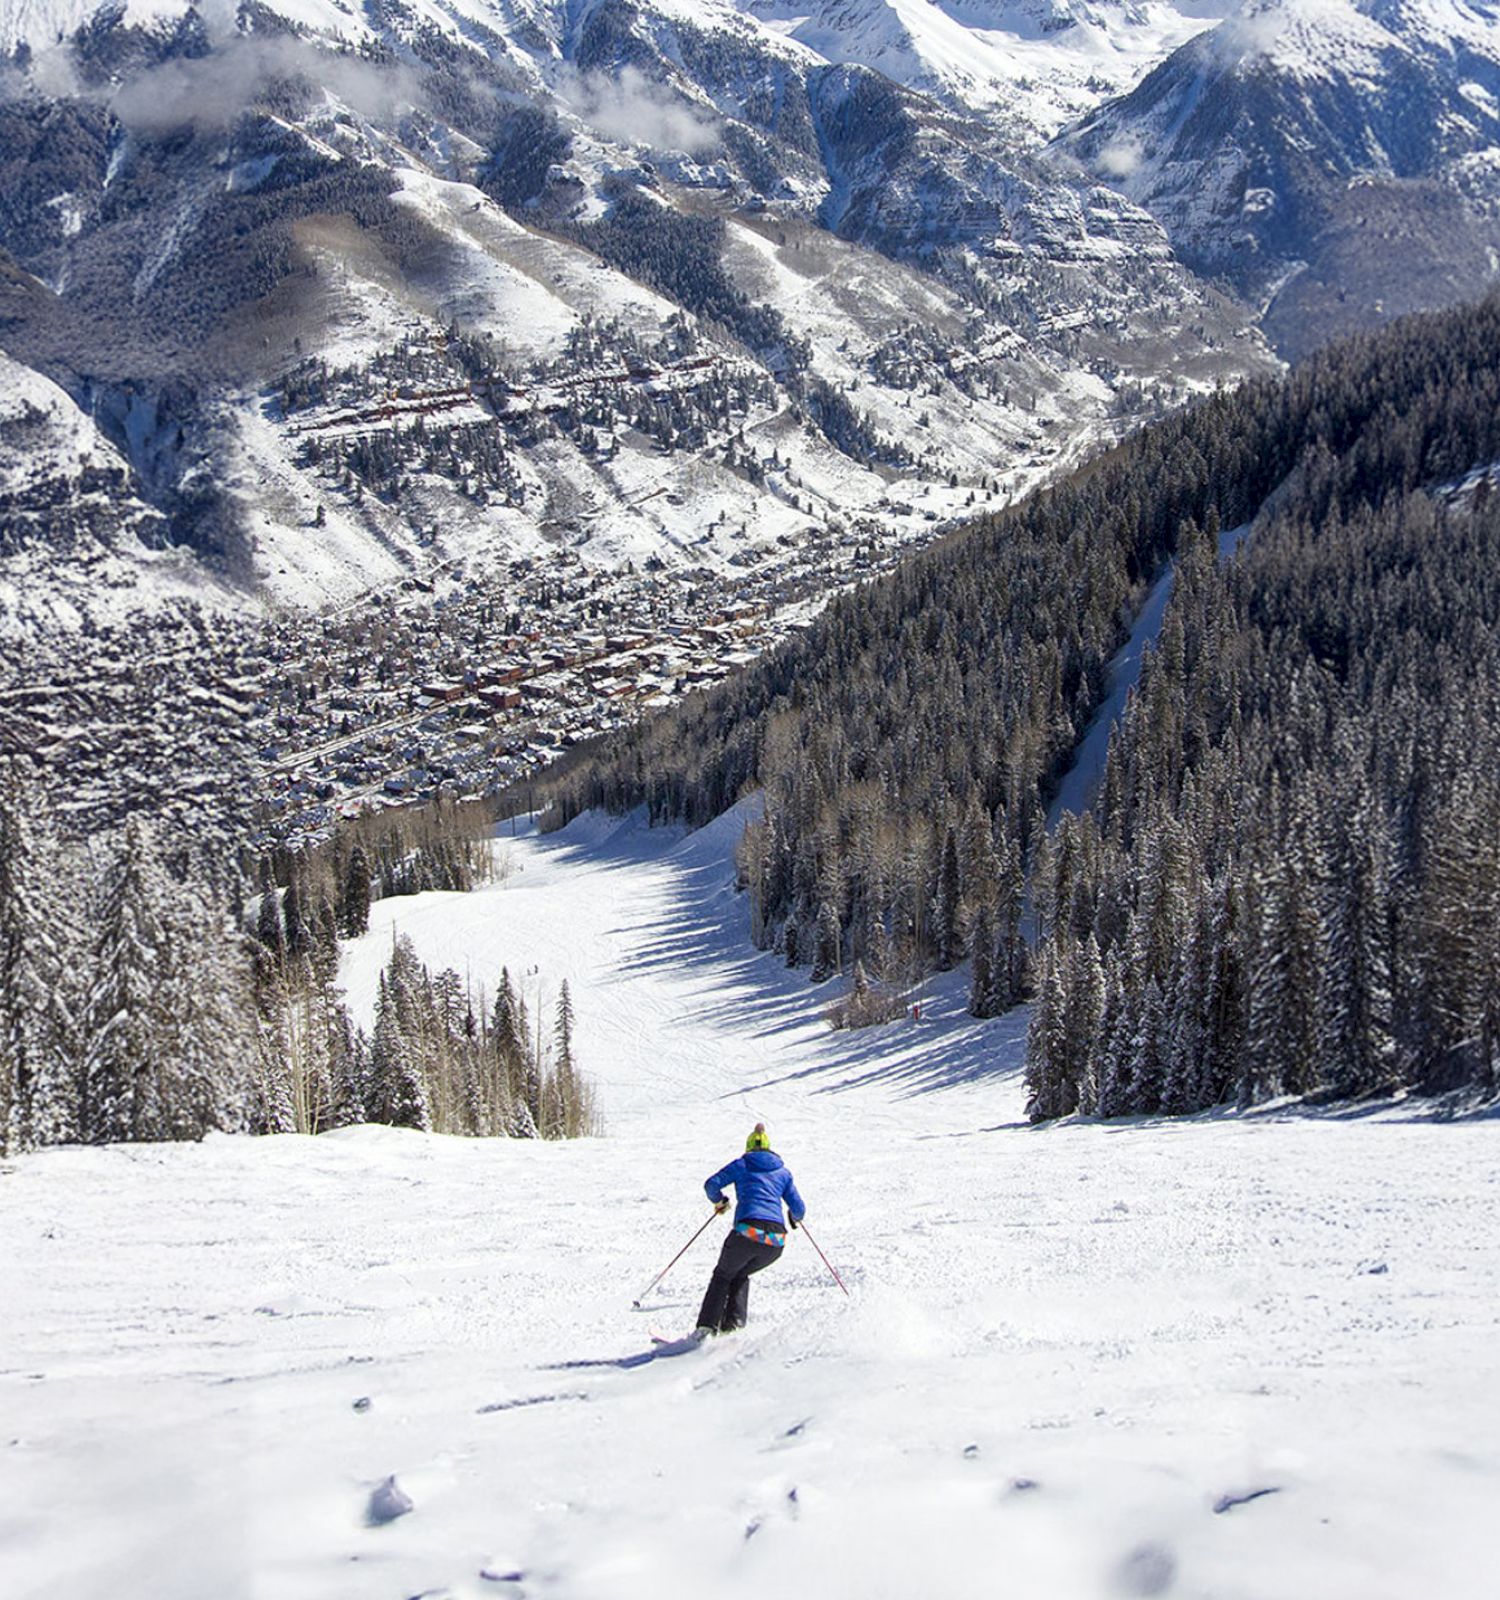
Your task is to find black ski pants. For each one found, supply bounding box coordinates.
[697,1227,784,1332]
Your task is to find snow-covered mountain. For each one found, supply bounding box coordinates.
[745,0,1239,136]
[3,0,1498,635]
[0,0,1268,631]
[0,345,234,632]
[1061,0,1500,354]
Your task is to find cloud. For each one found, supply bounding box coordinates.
[559,66,718,156]
[104,35,424,134]
[27,43,83,102]
[1097,136,1144,179]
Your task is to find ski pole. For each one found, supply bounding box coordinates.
[631,1211,721,1308]
[797,1221,850,1297]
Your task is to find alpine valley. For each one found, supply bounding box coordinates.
[2,0,1498,840]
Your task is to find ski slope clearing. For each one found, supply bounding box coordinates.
[6,811,1500,1598]
[1049,521,1251,825]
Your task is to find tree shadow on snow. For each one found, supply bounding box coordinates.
[526,808,1031,1099]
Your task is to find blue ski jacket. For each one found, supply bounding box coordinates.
[705,1149,806,1226]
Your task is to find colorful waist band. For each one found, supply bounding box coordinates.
[734,1220,785,1247]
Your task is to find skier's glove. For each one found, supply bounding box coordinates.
[713,1198,730,1214]
[788,1217,800,1230]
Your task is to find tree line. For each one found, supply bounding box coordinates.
[0,758,599,1153]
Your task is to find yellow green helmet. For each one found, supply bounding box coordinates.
[745,1123,771,1152]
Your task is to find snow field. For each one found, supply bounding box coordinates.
[5,808,1500,1598]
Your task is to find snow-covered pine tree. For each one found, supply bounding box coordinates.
[0,761,79,1152]
[490,966,531,1114]
[365,967,430,1130]
[282,874,314,961]
[1127,975,1168,1115]
[326,1008,366,1129]
[510,985,544,1130]
[82,816,179,1142]
[339,845,372,938]
[1199,879,1247,1107]
[255,885,284,959]
[1242,846,1323,1105]
[1063,934,1106,1115]
[1024,942,1069,1121]
[932,826,963,971]
[428,966,469,1131]
[80,817,248,1143]
[994,838,1027,1009]
[1094,954,1135,1118]
[508,1095,539,1139]
[1411,776,1500,1090]
[1161,888,1212,1115]
[863,889,892,983]
[959,795,1000,910]
[153,880,256,1140]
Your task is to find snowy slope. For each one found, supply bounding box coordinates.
[748,0,1238,136]
[6,808,1500,1598]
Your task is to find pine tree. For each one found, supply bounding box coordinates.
[156,884,255,1139]
[283,874,314,961]
[256,885,284,958]
[1063,935,1106,1115]
[82,817,177,1143]
[1127,976,1168,1115]
[1024,943,1069,1121]
[0,762,79,1152]
[1094,956,1135,1118]
[326,1009,366,1129]
[508,1095,539,1138]
[968,901,996,1019]
[1161,889,1212,1115]
[340,845,373,938]
[1243,851,1323,1105]
[809,900,841,983]
[1200,879,1247,1107]
[365,967,430,1130]
[546,979,590,1138]
[1320,795,1396,1098]
[933,826,963,971]
[994,840,1027,1007]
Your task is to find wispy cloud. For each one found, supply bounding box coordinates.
[1097,135,1144,179]
[559,66,718,156]
[105,35,425,133]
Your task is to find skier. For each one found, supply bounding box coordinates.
[695,1123,806,1337]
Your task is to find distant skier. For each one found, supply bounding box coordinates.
[695,1123,806,1336]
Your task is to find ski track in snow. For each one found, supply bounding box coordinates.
[1049,522,1252,827]
[6,807,1500,1597]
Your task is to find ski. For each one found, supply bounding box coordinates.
[648,1329,712,1356]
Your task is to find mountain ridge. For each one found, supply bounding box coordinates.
[0,0,1265,631]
